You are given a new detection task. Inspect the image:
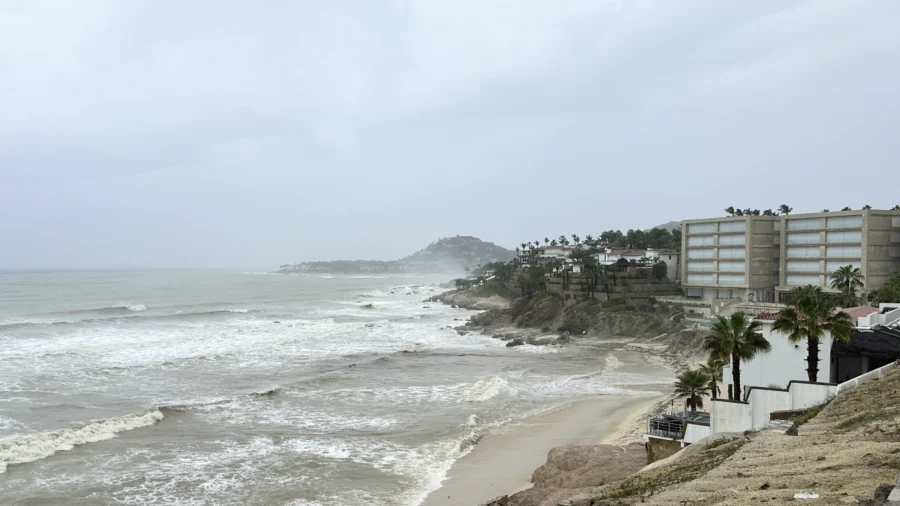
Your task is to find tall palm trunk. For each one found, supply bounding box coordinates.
[731,351,741,401]
[807,337,819,382]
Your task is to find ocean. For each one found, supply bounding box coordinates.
[0,270,668,505]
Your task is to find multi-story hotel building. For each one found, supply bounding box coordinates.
[681,209,900,303]
[777,210,900,300]
[681,215,781,303]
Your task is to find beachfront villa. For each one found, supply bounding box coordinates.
[645,303,900,462]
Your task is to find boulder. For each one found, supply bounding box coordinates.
[508,443,647,506]
[506,338,525,347]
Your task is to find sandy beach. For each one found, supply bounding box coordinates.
[420,349,672,506]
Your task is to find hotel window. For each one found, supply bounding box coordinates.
[893,216,900,227]
[786,261,819,273]
[717,248,745,259]
[688,249,714,259]
[787,232,820,245]
[688,223,715,234]
[717,274,745,285]
[787,218,822,230]
[891,231,900,243]
[717,235,745,246]
[826,260,861,272]
[687,274,713,284]
[717,261,745,272]
[825,246,861,258]
[891,245,900,257]
[826,231,862,243]
[688,236,714,246]
[786,274,820,286]
[688,261,713,272]
[718,221,746,232]
[787,247,820,258]
[826,215,862,229]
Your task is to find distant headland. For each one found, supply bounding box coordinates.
[277,236,515,274]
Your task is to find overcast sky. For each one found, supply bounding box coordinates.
[2,1,899,268]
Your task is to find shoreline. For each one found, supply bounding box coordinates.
[418,350,673,506]
[420,289,679,506]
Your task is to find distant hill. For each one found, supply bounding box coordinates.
[647,221,681,232]
[278,236,514,274]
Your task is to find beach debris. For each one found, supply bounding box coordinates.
[793,492,819,499]
[760,481,770,490]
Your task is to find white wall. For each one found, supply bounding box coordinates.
[746,388,792,429]
[710,401,751,434]
[789,382,836,410]
[723,321,833,394]
[684,422,713,444]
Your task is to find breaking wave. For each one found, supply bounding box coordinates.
[0,409,164,473]
[68,305,147,315]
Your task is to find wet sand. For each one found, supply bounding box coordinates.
[419,393,666,506]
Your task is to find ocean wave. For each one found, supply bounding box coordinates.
[462,376,511,402]
[0,409,164,473]
[67,305,147,315]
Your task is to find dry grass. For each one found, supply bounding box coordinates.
[562,367,900,506]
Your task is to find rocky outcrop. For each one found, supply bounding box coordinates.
[427,290,511,311]
[479,496,509,506]
[507,444,647,506]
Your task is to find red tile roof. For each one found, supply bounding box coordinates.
[755,306,878,323]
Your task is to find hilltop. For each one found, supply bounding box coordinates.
[278,236,514,274]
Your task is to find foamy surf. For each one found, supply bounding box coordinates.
[0,409,164,473]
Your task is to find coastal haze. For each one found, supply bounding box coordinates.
[3,1,900,505]
[0,271,668,505]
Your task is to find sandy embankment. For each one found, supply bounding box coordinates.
[420,354,672,506]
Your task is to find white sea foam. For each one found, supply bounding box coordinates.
[463,376,511,402]
[0,409,164,473]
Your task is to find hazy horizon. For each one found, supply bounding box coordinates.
[2,1,898,269]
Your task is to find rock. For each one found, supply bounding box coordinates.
[423,306,431,309]
[361,303,375,309]
[273,321,280,324]
[479,496,509,506]
[761,481,770,490]
[508,444,647,506]
[506,338,525,347]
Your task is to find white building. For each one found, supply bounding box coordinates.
[723,305,898,396]
[646,248,680,280]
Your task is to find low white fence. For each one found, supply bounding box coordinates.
[710,381,837,434]
[711,360,899,435]
[835,360,899,394]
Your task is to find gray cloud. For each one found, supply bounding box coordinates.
[1,1,898,268]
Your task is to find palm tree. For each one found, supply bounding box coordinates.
[762,209,775,216]
[725,206,736,217]
[705,312,771,401]
[584,234,594,247]
[571,234,580,246]
[544,237,550,245]
[550,239,558,246]
[829,265,864,306]
[773,286,854,383]
[892,205,900,211]
[734,209,744,216]
[698,358,724,400]
[674,369,709,411]
[862,205,872,210]
[841,207,851,211]
[779,204,793,215]
[520,243,527,252]
[822,209,830,213]
[558,235,567,246]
